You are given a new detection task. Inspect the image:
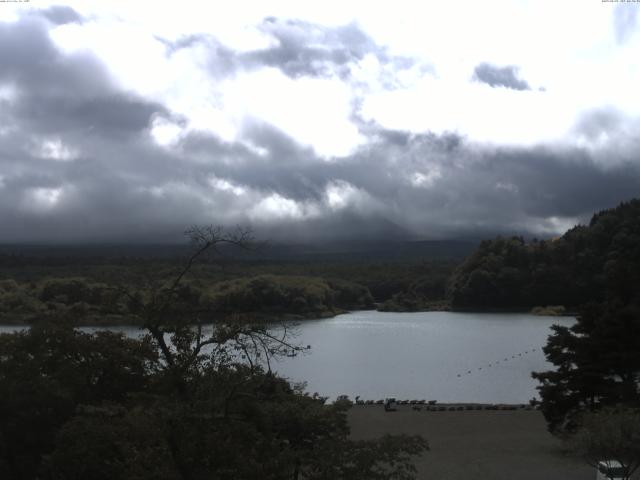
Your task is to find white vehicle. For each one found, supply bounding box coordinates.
[384,397,397,411]
[596,460,628,480]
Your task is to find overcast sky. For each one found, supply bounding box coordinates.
[1,1,639,243]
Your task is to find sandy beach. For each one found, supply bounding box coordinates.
[348,405,593,480]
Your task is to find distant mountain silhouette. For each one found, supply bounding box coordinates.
[0,239,477,264]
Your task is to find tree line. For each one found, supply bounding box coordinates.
[448,199,640,310]
[0,273,374,326]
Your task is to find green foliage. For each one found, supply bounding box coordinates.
[0,321,157,479]
[530,305,566,316]
[378,267,453,311]
[203,274,373,318]
[449,199,640,309]
[0,277,132,324]
[0,246,458,319]
[532,303,640,434]
[0,273,377,325]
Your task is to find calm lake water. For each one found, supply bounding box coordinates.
[0,311,573,404]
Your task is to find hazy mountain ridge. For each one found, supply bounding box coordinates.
[0,239,477,264]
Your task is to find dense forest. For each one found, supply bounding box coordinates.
[448,199,640,311]
[0,245,459,324]
[525,201,640,446]
[2,200,640,323]
[0,274,375,325]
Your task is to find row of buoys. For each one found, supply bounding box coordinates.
[456,348,538,378]
[351,400,539,411]
[354,397,434,406]
[412,404,536,412]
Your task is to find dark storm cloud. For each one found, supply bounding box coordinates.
[171,120,640,241]
[10,94,167,138]
[1,11,640,244]
[613,4,639,44]
[0,16,112,97]
[473,63,531,91]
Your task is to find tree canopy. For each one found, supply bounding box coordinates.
[532,303,640,433]
[0,226,427,480]
[448,199,640,310]
[528,201,640,441]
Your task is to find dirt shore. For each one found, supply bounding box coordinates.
[348,405,593,480]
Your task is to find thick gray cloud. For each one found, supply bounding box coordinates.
[1,12,640,244]
[472,63,531,91]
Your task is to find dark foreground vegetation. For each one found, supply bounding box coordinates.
[0,321,427,480]
[0,228,427,480]
[0,273,375,325]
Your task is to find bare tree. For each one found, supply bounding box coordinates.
[121,225,307,392]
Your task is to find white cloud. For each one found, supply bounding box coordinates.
[0,83,18,102]
[249,193,320,221]
[209,176,246,196]
[149,115,184,148]
[410,170,442,188]
[225,68,363,157]
[24,187,64,211]
[50,19,169,96]
[30,138,79,161]
[324,180,382,214]
[526,215,583,237]
[36,0,640,150]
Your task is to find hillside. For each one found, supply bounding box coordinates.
[448,199,640,310]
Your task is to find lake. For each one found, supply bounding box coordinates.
[0,310,573,404]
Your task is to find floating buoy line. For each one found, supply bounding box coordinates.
[455,348,539,378]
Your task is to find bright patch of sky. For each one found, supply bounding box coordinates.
[27,0,640,151]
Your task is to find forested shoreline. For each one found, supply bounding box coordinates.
[2,201,640,478]
[448,200,640,310]
[0,253,457,325]
[2,200,640,324]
